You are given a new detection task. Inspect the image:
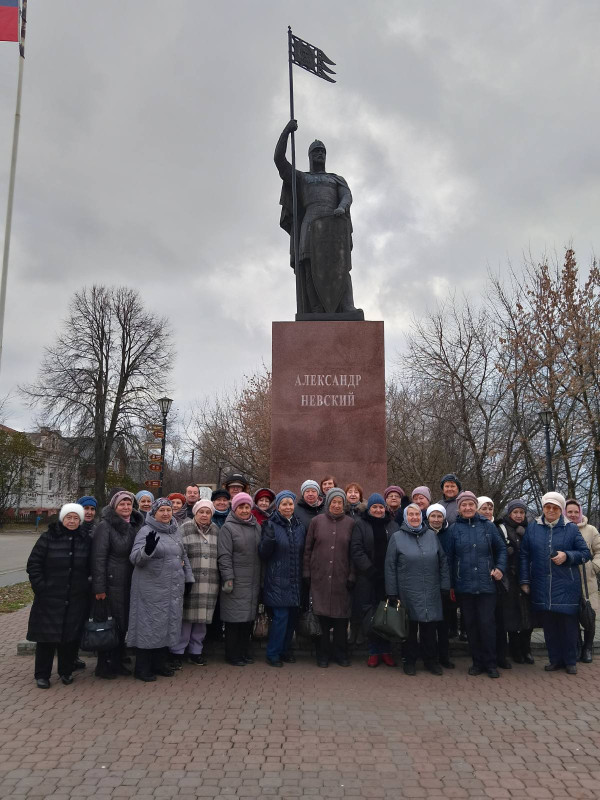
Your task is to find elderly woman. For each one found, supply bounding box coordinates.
[303,488,355,668]
[351,493,399,667]
[26,504,92,689]
[259,490,306,667]
[496,499,534,665]
[477,496,495,522]
[251,487,276,526]
[168,492,188,526]
[411,486,432,520]
[127,498,194,682]
[446,491,507,678]
[426,504,455,668]
[211,488,231,529]
[520,492,590,674]
[136,490,154,515]
[91,490,145,679]
[295,479,324,531]
[384,485,406,524]
[385,503,449,675]
[437,473,462,525]
[169,499,220,667]
[345,482,366,520]
[218,492,262,666]
[565,498,600,663]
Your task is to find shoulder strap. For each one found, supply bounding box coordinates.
[581,560,590,599]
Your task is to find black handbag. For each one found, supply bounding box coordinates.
[80,600,120,652]
[297,597,322,638]
[579,563,597,632]
[370,599,409,641]
[488,532,510,593]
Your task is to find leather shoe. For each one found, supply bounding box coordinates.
[243,656,255,665]
[94,670,117,680]
[317,660,329,668]
[487,669,500,678]
[73,658,86,671]
[266,658,283,667]
[335,658,351,667]
[403,662,416,676]
[134,673,157,682]
[189,654,207,666]
[497,660,512,669]
[281,653,296,663]
[580,648,593,664]
[544,663,562,671]
[440,659,455,669]
[468,665,483,676]
[36,678,50,689]
[511,653,525,664]
[566,665,578,675]
[227,660,246,667]
[155,668,175,677]
[60,674,74,685]
[523,653,535,665]
[427,663,443,676]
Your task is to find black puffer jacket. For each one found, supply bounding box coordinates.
[351,510,399,617]
[26,521,92,643]
[294,498,323,532]
[91,507,145,634]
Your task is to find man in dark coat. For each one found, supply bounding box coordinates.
[26,503,92,688]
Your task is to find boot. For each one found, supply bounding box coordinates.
[580,628,594,663]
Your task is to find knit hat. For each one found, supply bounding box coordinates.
[440,473,462,492]
[254,488,275,504]
[412,486,432,503]
[541,491,566,512]
[384,485,405,499]
[403,503,423,529]
[325,488,346,509]
[77,495,97,508]
[506,499,528,517]
[110,491,134,510]
[426,503,447,519]
[275,490,296,508]
[193,499,215,515]
[150,497,172,516]
[366,493,386,510]
[135,490,154,502]
[167,492,186,505]
[565,498,583,524]
[477,496,494,510]
[300,479,321,497]
[211,488,231,502]
[456,490,478,509]
[59,503,85,523]
[231,492,253,512]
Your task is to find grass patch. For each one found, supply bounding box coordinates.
[0,581,33,613]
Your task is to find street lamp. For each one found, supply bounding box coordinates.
[157,396,173,493]
[538,407,554,492]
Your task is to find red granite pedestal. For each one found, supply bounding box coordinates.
[270,321,387,496]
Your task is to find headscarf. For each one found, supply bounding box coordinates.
[403,503,424,531]
[150,497,172,516]
[135,490,154,503]
[565,498,583,524]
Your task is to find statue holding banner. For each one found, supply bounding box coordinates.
[275,119,363,319]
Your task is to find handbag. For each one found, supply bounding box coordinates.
[370,599,409,641]
[297,597,322,638]
[579,563,597,632]
[80,600,120,652]
[253,604,270,639]
[488,531,510,593]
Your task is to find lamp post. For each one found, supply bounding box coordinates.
[157,396,173,494]
[538,407,554,492]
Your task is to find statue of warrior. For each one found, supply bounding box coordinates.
[275,119,358,316]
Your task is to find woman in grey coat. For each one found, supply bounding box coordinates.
[127,498,194,682]
[385,503,450,676]
[217,492,262,666]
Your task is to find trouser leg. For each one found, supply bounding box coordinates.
[135,648,153,677]
[402,621,420,664]
[458,594,480,666]
[419,621,439,666]
[188,623,207,655]
[583,625,595,659]
[171,621,193,656]
[446,600,458,636]
[316,616,332,662]
[559,614,579,667]
[267,607,288,661]
[225,622,242,662]
[369,633,388,656]
[57,641,79,677]
[151,647,169,672]
[34,642,56,680]
[240,622,253,660]
[520,629,533,658]
[283,608,299,656]
[436,617,450,663]
[331,618,348,661]
[475,593,497,670]
[495,603,508,663]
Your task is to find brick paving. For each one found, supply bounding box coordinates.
[1,607,600,798]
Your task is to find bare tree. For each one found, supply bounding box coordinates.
[0,427,41,518]
[22,286,174,503]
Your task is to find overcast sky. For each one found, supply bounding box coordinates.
[0,1,599,432]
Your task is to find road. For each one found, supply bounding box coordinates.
[0,531,39,586]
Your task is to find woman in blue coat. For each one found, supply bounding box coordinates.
[520,491,590,674]
[259,490,306,667]
[446,491,508,678]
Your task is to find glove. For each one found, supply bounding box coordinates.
[145,531,160,555]
[346,580,356,592]
[387,595,399,606]
[184,582,193,596]
[222,579,234,594]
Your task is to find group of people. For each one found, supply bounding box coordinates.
[26,470,599,688]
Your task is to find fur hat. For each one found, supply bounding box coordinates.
[59,503,85,523]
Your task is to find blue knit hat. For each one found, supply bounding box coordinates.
[77,495,97,508]
[136,490,154,502]
[275,490,296,508]
[366,493,386,510]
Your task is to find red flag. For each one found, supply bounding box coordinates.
[0,0,19,43]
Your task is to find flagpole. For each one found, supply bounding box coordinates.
[287,26,302,314]
[0,0,27,374]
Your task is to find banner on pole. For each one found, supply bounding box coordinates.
[290,33,336,83]
[0,0,18,43]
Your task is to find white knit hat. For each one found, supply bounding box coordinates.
[426,503,446,519]
[477,496,494,510]
[59,503,85,523]
[541,492,566,512]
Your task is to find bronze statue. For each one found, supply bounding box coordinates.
[275,119,362,319]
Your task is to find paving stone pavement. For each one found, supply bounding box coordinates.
[2,607,600,799]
